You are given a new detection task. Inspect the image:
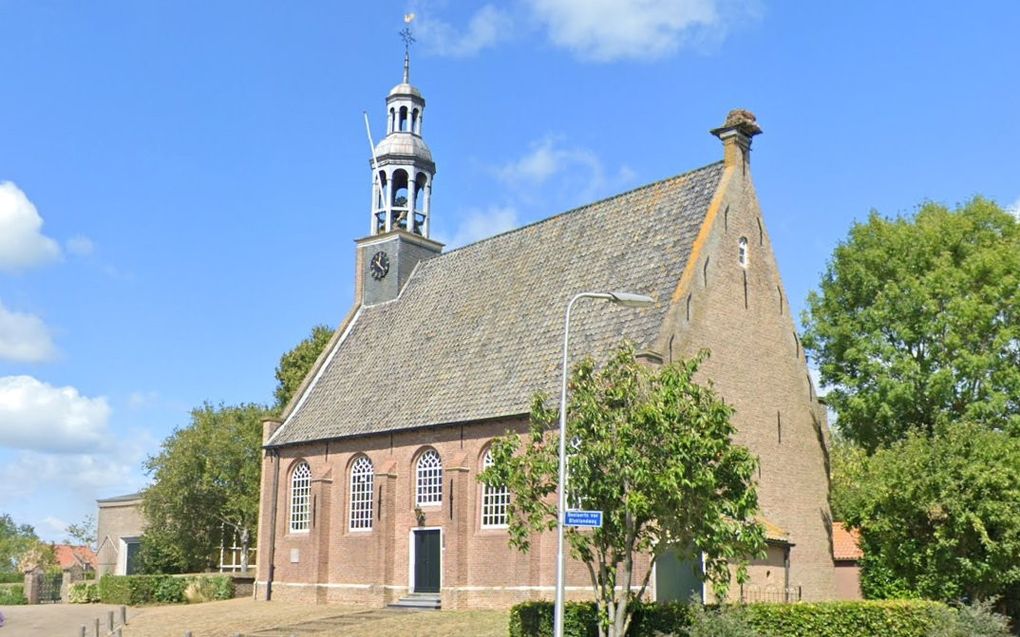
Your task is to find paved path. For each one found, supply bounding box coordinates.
[241,609,411,637]
[1,604,138,637]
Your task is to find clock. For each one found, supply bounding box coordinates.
[369,251,390,280]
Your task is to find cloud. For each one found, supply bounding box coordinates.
[127,390,159,409]
[0,301,57,363]
[528,0,745,61]
[0,375,111,454]
[40,516,70,538]
[1007,197,1020,219]
[65,235,95,257]
[0,181,61,272]
[418,5,514,57]
[442,205,520,248]
[495,136,636,203]
[0,444,149,505]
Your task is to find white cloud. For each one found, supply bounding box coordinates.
[0,375,111,454]
[442,206,520,248]
[418,5,514,57]
[0,301,57,363]
[0,181,61,272]
[65,235,95,257]
[527,0,739,61]
[40,516,69,537]
[496,136,636,203]
[0,445,148,506]
[127,390,159,409]
[1007,197,1020,219]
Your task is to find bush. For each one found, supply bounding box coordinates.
[0,583,26,605]
[153,576,187,603]
[68,581,99,603]
[0,572,23,584]
[508,600,956,637]
[98,574,189,605]
[925,599,1012,637]
[184,575,235,603]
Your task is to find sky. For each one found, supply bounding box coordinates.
[0,0,1018,542]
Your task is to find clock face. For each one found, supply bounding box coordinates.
[369,251,390,280]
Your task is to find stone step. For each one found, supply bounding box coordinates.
[388,593,441,610]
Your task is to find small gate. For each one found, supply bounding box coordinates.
[37,571,62,603]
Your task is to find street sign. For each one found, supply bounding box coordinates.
[564,510,603,528]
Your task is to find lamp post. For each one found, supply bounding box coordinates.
[554,291,656,637]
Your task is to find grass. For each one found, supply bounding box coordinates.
[120,598,508,637]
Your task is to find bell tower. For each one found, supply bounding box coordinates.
[355,22,443,307]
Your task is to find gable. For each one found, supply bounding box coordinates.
[269,162,725,446]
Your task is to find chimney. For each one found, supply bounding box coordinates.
[262,417,283,445]
[710,109,762,170]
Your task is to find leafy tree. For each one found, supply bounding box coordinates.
[802,198,1020,451]
[482,345,765,637]
[273,324,332,410]
[0,514,37,572]
[140,402,268,573]
[64,514,97,551]
[828,434,868,522]
[842,423,1020,621]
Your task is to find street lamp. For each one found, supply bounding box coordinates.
[553,291,656,637]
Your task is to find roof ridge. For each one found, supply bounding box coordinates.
[436,161,725,259]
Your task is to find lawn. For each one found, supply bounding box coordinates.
[120,598,508,637]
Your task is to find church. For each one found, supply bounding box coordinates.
[253,50,836,609]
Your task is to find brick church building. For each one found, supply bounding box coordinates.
[254,52,836,609]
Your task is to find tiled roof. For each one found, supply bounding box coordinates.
[53,544,97,570]
[97,492,143,504]
[832,522,863,561]
[761,518,790,544]
[270,162,725,446]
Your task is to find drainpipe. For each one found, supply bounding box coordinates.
[265,447,280,601]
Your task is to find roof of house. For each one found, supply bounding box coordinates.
[97,492,143,504]
[53,544,97,570]
[270,161,725,446]
[832,522,863,561]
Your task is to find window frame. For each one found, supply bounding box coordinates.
[480,449,510,529]
[289,461,312,533]
[415,449,443,507]
[349,455,375,532]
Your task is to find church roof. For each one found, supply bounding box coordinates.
[269,161,725,447]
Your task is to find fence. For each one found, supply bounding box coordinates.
[738,583,802,603]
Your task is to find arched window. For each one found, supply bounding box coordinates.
[289,462,311,533]
[738,237,749,268]
[399,106,409,132]
[349,456,374,531]
[388,107,395,133]
[412,108,420,134]
[481,449,509,528]
[415,449,443,506]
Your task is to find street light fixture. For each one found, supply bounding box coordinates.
[553,291,656,637]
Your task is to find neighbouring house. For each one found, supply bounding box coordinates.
[832,522,864,600]
[53,544,97,573]
[96,492,145,576]
[254,51,836,610]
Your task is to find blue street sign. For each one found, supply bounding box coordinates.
[564,510,603,528]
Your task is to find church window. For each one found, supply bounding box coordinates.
[738,237,749,268]
[388,107,395,134]
[289,461,311,533]
[416,449,443,506]
[412,108,420,134]
[349,455,374,531]
[399,106,409,132]
[481,449,509,528]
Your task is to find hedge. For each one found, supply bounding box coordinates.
[509,600,952,637]
[97,574,235,605]
[69,581,99,604]
[0,584,26,605]
[0,572,23,584]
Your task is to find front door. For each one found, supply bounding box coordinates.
[413,529,441,593]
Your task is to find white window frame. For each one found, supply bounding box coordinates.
[289,461,312,533]
[415,449,443,507]
[349,455,374,531]
[738,237,749,268]
[480,449,510,528]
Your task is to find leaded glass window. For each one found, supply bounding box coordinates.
[289,461,311,532]
[415,449,443,506]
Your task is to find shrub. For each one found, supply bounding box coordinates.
[509,600,957,637]
[0,584,26,605]
[153,576,187,603]
[0,572,24,584]
[924,599,1012,637]
[98,574,187,605]
[68,581,99,603]
[184,575,235,603]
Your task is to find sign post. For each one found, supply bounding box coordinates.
[564,510,603,528]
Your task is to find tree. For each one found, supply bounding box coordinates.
[65,514,97,551]
[842,423,1020,620]
[140,402,268,573]
[482,345,765,637]
[0,514,37,573]
[802,198,1020,451]
[273,324,332,411]
[828,434,868,522]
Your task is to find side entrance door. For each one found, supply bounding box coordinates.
[413,529,441,593]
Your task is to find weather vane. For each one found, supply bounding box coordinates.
[400,13,416,53]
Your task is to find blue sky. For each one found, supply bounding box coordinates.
[0,0,1017,542]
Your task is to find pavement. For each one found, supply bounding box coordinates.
[0,603,138,637]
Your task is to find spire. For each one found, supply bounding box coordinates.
[403,49,410,84]
[400,14,415,84]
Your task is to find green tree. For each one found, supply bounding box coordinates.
[140,402,268,573]
[842,423,1020,620]
[273,324,332,411]
[482,345,764,637]
[64,514,97,551]
[828,434,868,522]
[0,514,37,572]
[802,198,1020,451]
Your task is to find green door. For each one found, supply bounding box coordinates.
[413,530,441,593]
